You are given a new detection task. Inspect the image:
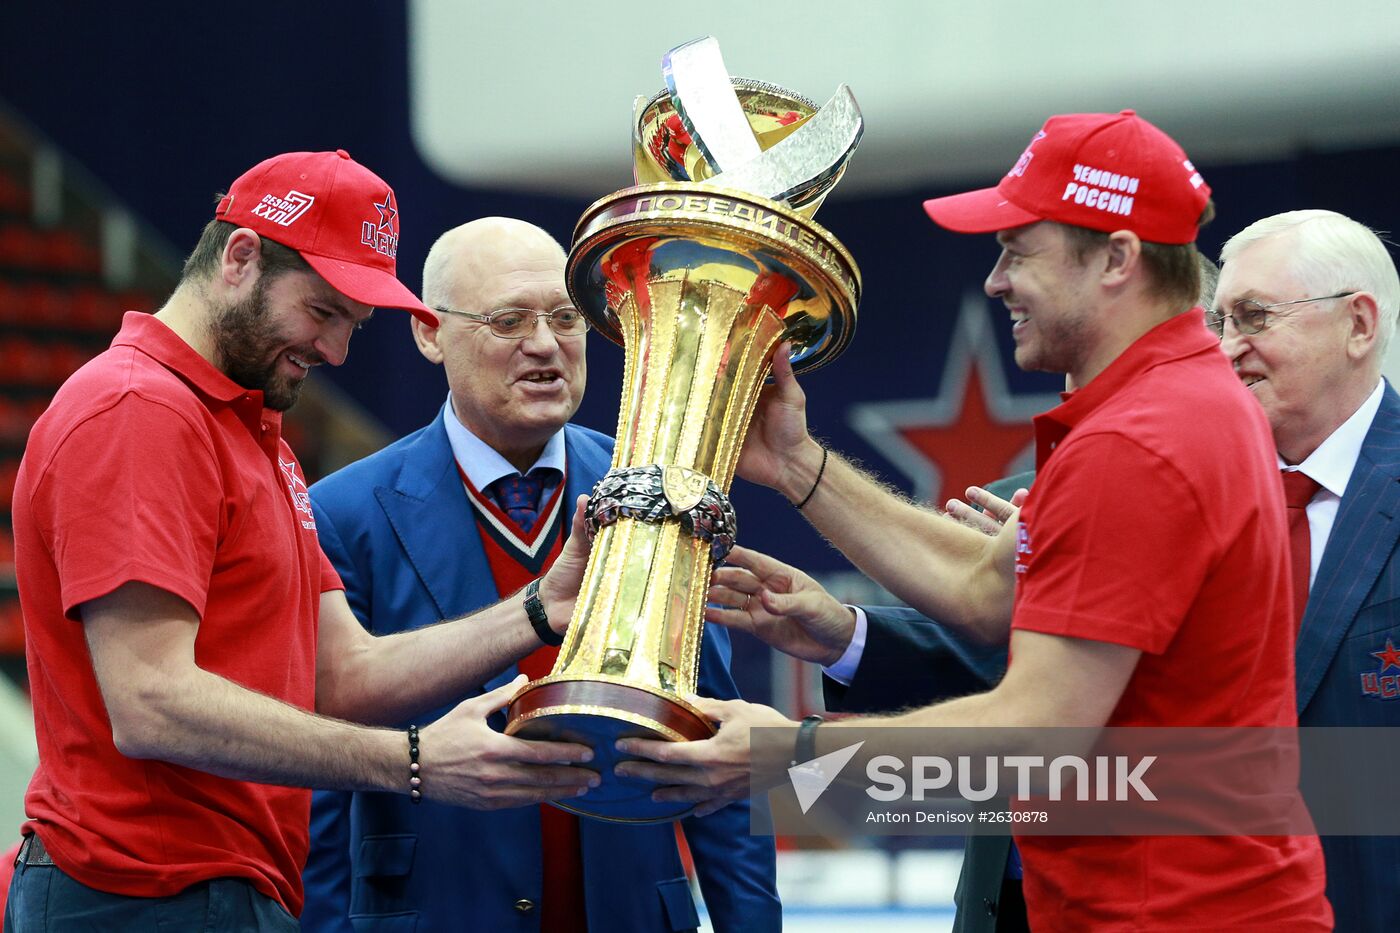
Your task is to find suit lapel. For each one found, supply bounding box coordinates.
[1296,383,1400,712]
[375,407,499,622]
[562,424,614,526]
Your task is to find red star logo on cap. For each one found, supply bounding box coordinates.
[1372,639,1400,673]
[374,192,398,233]
[848,293,1061,507]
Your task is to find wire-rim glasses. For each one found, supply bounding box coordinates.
[433,305,590,339]
[1206,291,1356,339]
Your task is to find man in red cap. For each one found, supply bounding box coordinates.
[4,151,599,931]
[618,112,1333,930]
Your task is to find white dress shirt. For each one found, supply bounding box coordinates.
[442,395,567,498]
[1281,378,1384,591]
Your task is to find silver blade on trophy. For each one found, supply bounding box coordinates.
[661,36,762,174]
[705,84,863,212]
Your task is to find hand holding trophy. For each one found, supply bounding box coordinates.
[506,37,863,822]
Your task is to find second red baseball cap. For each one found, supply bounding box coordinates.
[215,150,438,325]
[923,111,1211,245]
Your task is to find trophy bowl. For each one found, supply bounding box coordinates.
[633,79,846,216]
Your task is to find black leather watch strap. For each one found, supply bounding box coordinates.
[525,578,563,647]
[793,714,824,766]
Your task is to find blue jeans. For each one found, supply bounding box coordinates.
[4,858,298,932]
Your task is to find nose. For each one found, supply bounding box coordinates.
[519,315,562,356]
[984,251,1011,299]
[1218,320,1248,366]
[315,318,355,367]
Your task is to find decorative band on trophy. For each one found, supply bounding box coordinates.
[584,464,738,562]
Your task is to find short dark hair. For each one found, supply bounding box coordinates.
[181,204,311,283]
[1060,200,1217,310]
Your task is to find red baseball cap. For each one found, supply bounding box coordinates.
[923,111,1211,245]
[215,150,437,325]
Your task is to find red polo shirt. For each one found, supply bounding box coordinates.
[1011,309,1330,930]
[13,312,341,915]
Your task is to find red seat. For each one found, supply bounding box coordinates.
[116,289,156,315]
[0,171,29,215]
[0,596,23,655]
[0,280,20,325]
[0,225,41,268]
[26,282,71,326]
[42,229,101,276]
[0,456,19,508]
[49,343,90,382]
[70,286,113,330]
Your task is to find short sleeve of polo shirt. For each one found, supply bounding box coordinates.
[31,393,222,621]
[1013,431,1217,654]
[318,548,343,594]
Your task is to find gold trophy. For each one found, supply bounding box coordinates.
[506,37,862,822]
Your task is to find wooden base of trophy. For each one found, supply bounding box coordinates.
[506,677,715,823]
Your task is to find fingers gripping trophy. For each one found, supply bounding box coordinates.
[506,37,863,821]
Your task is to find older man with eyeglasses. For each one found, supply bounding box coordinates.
[298,216,779,933]
[1213,209,1400,933]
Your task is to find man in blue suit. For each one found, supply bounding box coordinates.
[1215,209,1400,933]
[300,217,779,933]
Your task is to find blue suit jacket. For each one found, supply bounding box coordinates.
[1295,381,1400,933]
[300,411,779,933]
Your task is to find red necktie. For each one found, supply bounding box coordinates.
[1280,469,1321,629]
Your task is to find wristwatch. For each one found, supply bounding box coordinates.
[524,578,563,647]
[793,714,824,766]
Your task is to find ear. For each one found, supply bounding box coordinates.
[220,228,264,290]
[1344,291,1382,362]
[411,314,444,365]
[1100,230,1142,289]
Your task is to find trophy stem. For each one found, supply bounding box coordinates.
[506,183,858,822]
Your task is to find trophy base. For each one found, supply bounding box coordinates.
[505,677,716,823]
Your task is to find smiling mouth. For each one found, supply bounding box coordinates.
[287,353,313,371]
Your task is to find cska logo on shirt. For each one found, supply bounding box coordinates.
[1360,638,1400,700]
[1014,520,1032,575]
[278,457,317,531]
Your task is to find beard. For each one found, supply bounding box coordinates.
[1011,296,1096,377]
[208,277,318,411]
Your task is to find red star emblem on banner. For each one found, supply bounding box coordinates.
[848,293,1060,507]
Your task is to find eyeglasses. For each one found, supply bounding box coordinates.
[432,305,590,339]
[1205,292,1356,338]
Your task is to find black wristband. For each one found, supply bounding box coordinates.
[794,448,829,510]
[525,578,563,647]
[408,725,422,804]
[792,714,825,766]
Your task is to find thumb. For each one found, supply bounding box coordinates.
[568,495,591,544]
[470,674,529,715]
[686,695,736,722]
[770,342,798,394]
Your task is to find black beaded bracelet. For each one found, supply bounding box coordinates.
[408,724,422,804]
[794,448,829,510]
